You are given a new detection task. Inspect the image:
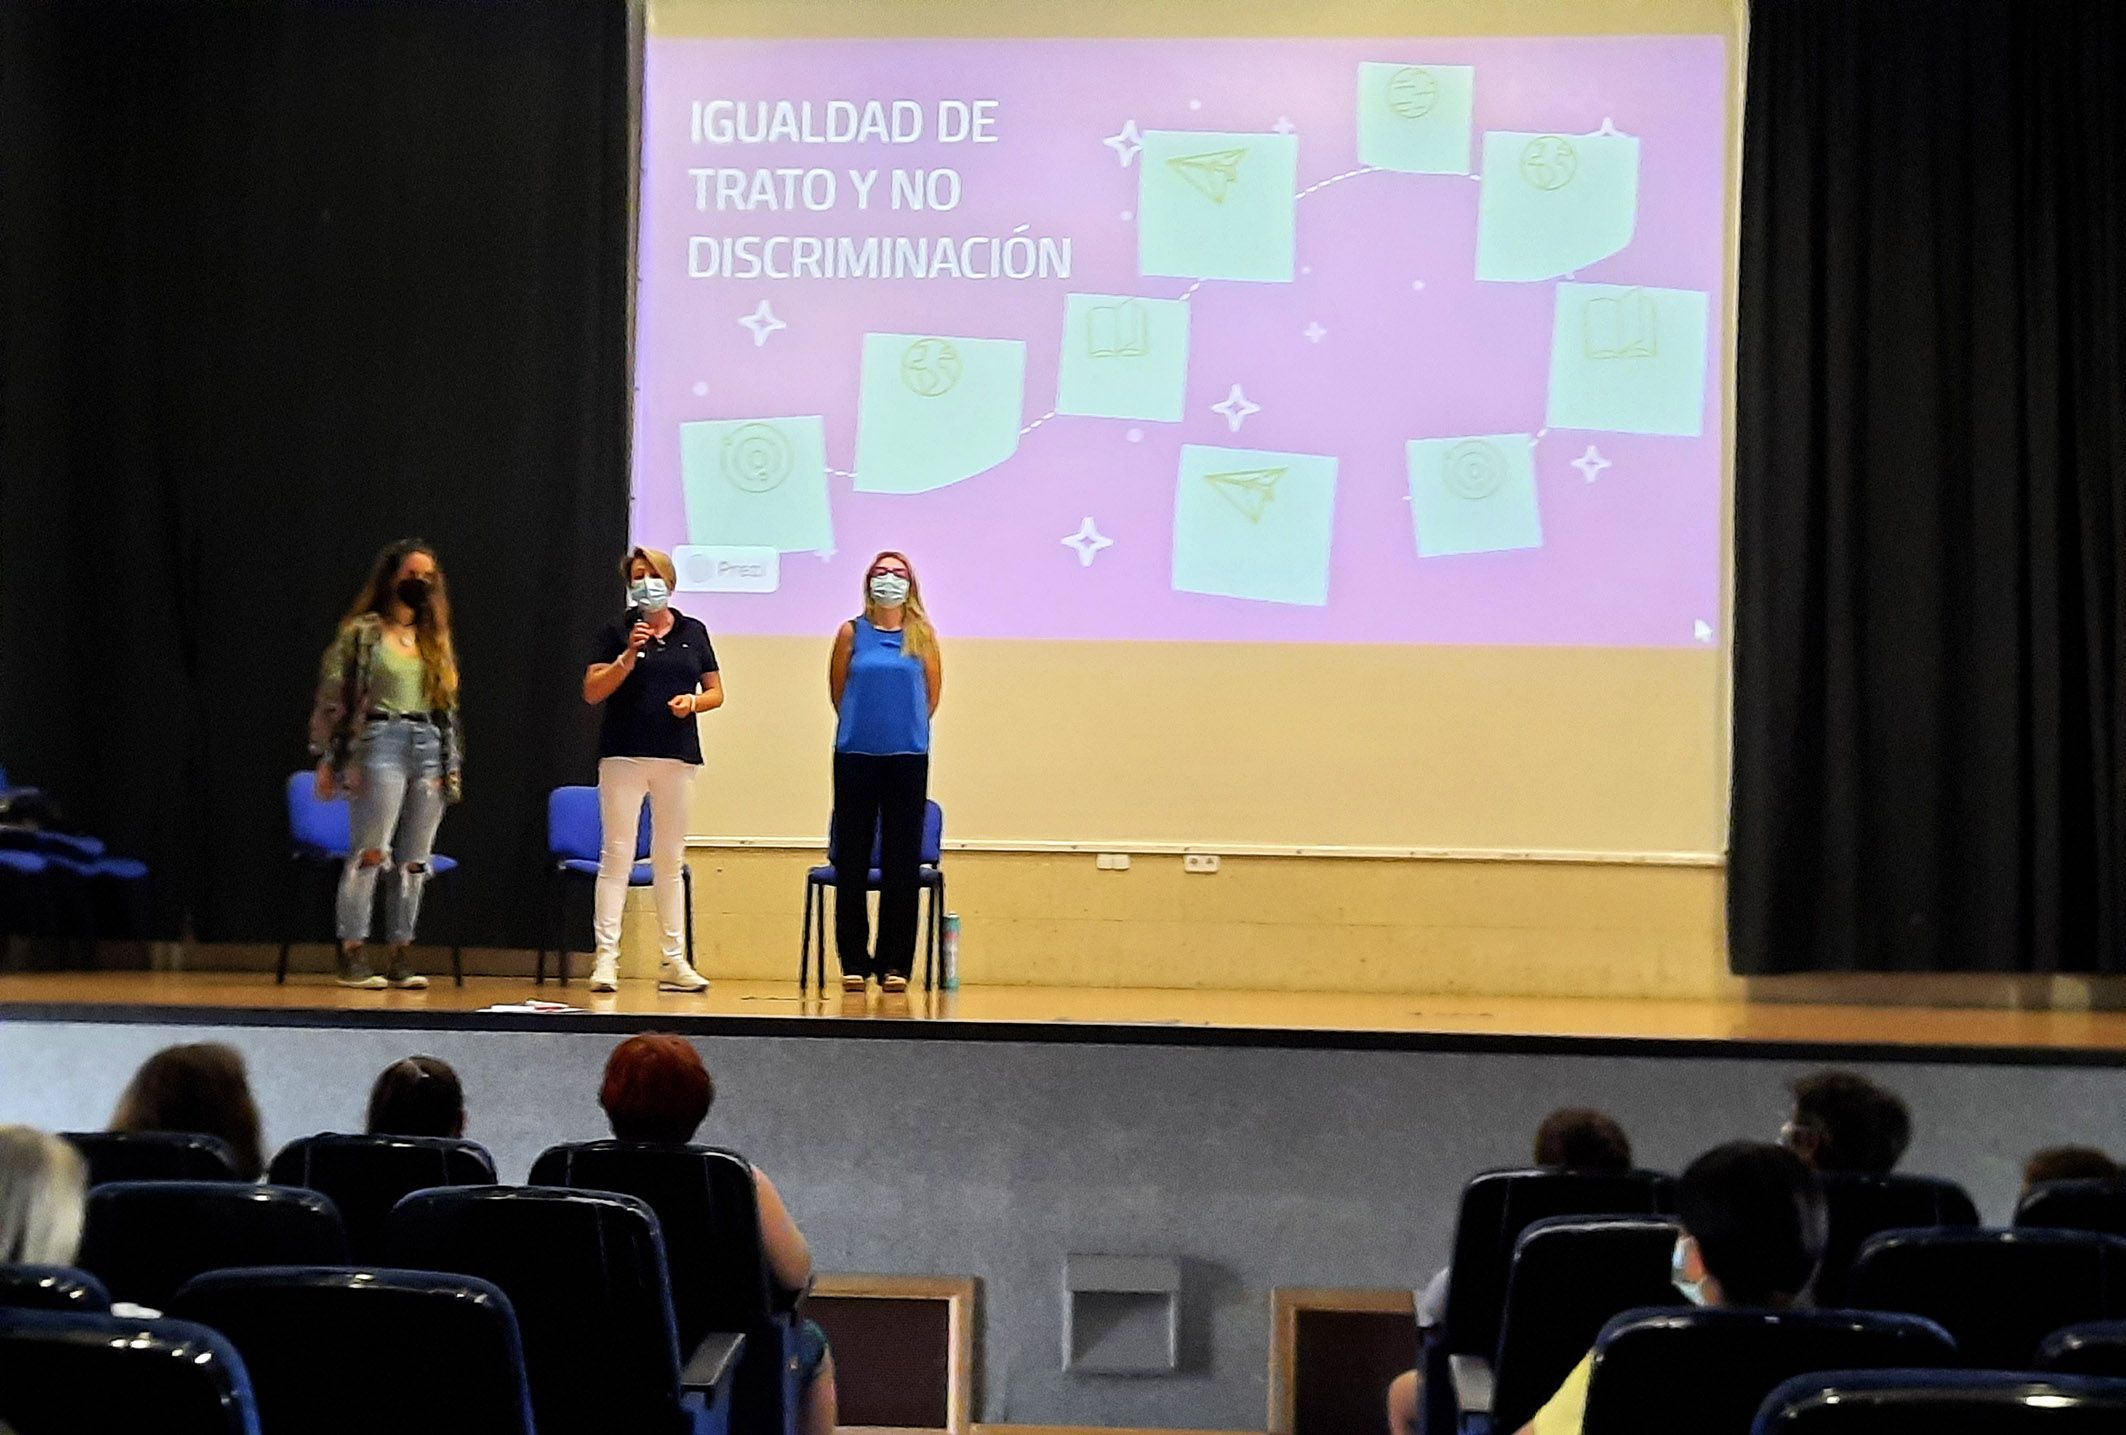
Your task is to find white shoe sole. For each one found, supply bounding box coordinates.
[590,979,618,993]
[658,970,709,992]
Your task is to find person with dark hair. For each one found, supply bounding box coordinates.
[110,1043,265,1182]
[1533,1108,1633,1172]
[1783,1069,1912,1175]
[1389,1109,1641,1433]
[1512,1141,1826,1434]
[2023,1144,2119,1191]
[365,1055,465,1139]
[598,1035,837,1435]
[308,537,464,990]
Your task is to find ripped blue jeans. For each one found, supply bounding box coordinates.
[335,716,447,946]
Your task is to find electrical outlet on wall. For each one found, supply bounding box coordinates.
[1183,854,1221,874]
[1094,853,1132,871]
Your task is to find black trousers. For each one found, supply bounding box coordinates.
[830,751,928,980]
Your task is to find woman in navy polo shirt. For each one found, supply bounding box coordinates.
[827,550,942,994]
[581,547,722,994]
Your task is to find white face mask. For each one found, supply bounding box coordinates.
[628,576,671,612]
[1672,1236,1709,1306]
[868,573,911,607]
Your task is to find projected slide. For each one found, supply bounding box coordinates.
[631,36,1727,645]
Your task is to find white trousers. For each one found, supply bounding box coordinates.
[593,755,694,965]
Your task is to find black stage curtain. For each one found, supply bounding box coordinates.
[0,1,630,946]
[1731,0,2126,974]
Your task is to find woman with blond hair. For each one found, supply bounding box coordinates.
[581,546,722,993]
[0,1127,88,1266]
[308,538,463,990]
[827,551,942,994]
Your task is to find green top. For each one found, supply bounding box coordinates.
[370,641,428,714]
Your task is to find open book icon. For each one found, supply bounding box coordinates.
[1582,287,1659,359]
[1203,466,1285,522]
[1086,299,1151,359]
[1168,147,1247,203]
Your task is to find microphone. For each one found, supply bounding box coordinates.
[625,605,647,659]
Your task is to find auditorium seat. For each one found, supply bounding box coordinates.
[2040,1320,2126,1378]
[173,1266,535,1435]
[2016,1179,2126,1238]
[1485,1215,1681,1432]
[61,1129,242,1185]
[281,770,463,985]
[531,1140,800,1435]
[0,1264,109,1313]
[1813,1171,1979,1306]
[1579,1307,1958,1435]
[1848,1227,2126,1368]
[800,799,946,992]
[389,1185,744,1435]
[1441,1167,1676,1366]
[0,1308,261,1434]
[76,1180,348,1309]
[1751,1369,2126,1434]
[268,1132,496,1262]
[539,784,695,984]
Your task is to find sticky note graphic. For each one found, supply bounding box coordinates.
[678,416,833,554]
[1475,128,1639,282]
[1356,62,1475,175]
[1055,293,1191,422]
[1546,282,1711,436]
[1406,434,1543,557]
[855,333,1026,493]
[1171,444,1337,605]
[1138,130,1299,283]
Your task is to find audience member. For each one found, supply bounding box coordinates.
[599,1034,838,1435]
[109,1042,265,1181]
[1782,1069,1911,1175]
[2023,1143,2119,1190]
[1388,1109,1638,1434]
[0,1126,88,1266]
[1515,1140,1826,1434]
[365,1055,466,1138]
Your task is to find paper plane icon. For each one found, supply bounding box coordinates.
[1693,619,1713,642]
[1168,147,1247,203]
[1204,466,1285,522]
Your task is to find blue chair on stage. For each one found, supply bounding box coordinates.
[798,800,946,993]
[0,825,151,959]
[279,771,462,985]
[539,785,694,985]
[0,1308,262,1435]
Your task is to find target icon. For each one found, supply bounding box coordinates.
[721,422,793,493]
[900,338,963,397]
[1442,440,1507,500]
[1519,135,1578,190]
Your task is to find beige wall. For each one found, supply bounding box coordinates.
[682,846,1732,997]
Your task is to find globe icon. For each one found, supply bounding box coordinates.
[1386,67,1439,120]
[900,338,963,397]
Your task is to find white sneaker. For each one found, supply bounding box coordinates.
[588,954,620,992]
[658,957,709,993]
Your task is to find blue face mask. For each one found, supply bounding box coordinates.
[628,577,671,612]
[1672,1236,1709,1306]
[868,573,911,607]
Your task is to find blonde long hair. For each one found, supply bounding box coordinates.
[0,1127,87,1266]
[342,538,460,707]
[863,550,936,660]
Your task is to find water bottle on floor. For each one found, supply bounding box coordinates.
[941,913,961,990]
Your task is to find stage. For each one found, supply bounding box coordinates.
[5,970,2126,1065]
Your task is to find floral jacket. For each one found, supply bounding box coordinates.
[307,614,464,802]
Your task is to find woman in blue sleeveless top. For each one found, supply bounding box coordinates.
[827,551,942,994]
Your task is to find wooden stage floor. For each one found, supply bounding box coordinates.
[5,971,2126,1064]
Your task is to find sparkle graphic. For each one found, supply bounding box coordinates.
[1063,518,1114,567]
[1211,383,1261,433]
[1272,116,1296,135]
[1103,120,1144,167]
[690,382,708,397]
[737,300,786,347]
[1303,322,1327,344]
[1571,445,1612,483]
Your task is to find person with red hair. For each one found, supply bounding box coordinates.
[599,1035,836,1435]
